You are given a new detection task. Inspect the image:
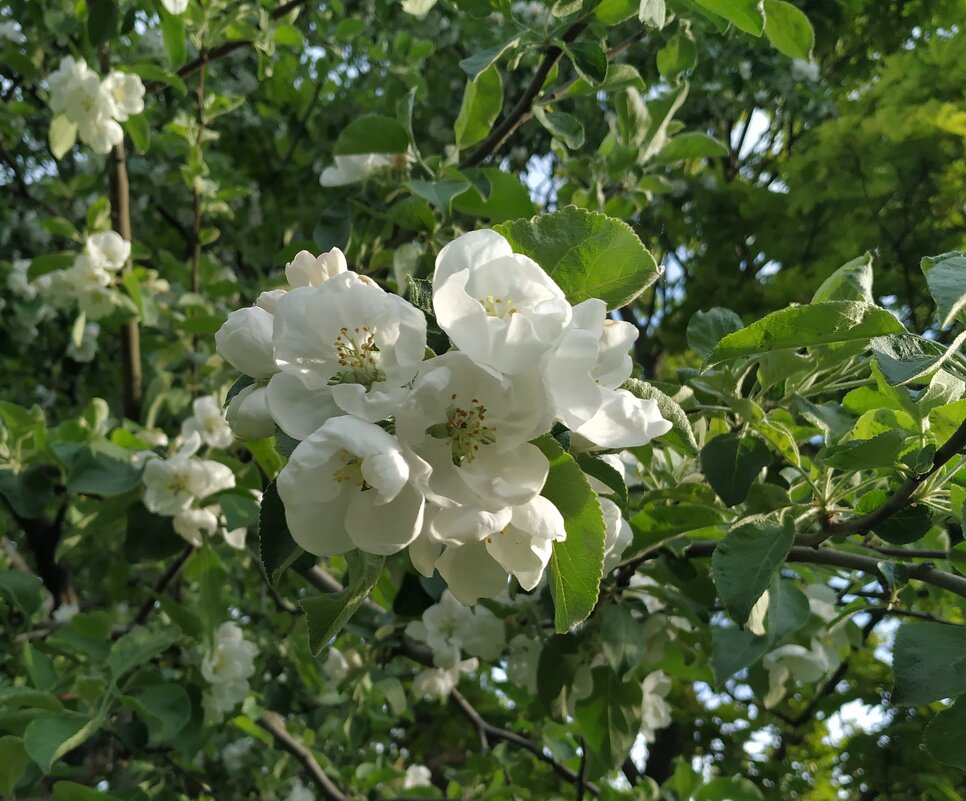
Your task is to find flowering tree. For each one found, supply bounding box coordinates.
[2,1,966,800]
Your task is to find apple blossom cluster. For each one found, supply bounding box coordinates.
[215,229,670,606]
[139,397,252,548]
[319,152,411,187]
[201,621,258,722]
[47,57,145,154]
[404,590,505,699]
[41,231,131,320]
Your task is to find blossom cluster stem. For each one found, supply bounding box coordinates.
[99,47,143,421]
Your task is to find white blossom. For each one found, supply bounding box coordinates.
[285,248,347,288]
[181,395,234,449]
[202,622,258,722]
[319,153,401,187]
[600,496,632,572]
[411,656,477,700]
[161,0,189,13]
[403,765,432,789]
[762,640,834,708]
[404,590,505,667]
[432,229,572,376]
[322,647,350,684]
[284,778,314,801]
[547,299,671,448]
[221,737,254,771]
[276,416,429,557]
[85,230,130,271]
[0,21,25,44]
[639,670,673,743]
[67,322,100,363]
[506,634,541,693]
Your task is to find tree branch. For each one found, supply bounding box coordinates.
[257,711,351,801]
[802,416,966,546]
[450,689,600,796]
[99,47,143,421]
[128,544,194,630]
[146,0,313,95]
[460,22,589,169]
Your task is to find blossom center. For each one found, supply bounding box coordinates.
[428,394,496,463]
[332,450,368,489]
[330,325,386,388]
[478,295,518,319]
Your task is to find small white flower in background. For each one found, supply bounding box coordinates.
[0,20,25,44]
[762,639,834,708]
[85,230,130,271]
[67,322,100,363]
[547,299,671,448]
[322,647,350,684]
[432,229,572,376]
[791,59,820,82]
[51,603,79,623]
[161,0,189,13]
[172,505,220,547]
[220,737,254,772]
[7,259,40,301]
[506,634,542,693]
[48,57,95,114]
[320,153,403,187]
[202,622,258,722]
[746,589,770,637]
[639,670,673,743]
[285,247,347,288]
[276,416,429,557]
[181,395,234,449]
[411,656,478,700]
[284,778,314,801]
[403,764,433,789]
[405,590,504,668]
[103,71,144,121]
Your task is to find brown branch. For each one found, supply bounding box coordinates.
[99,47,143,422]
[128,544,194,630]
[460,22,589,169]
[801,416,966,546]
[146,0,313,95]
[257,711,350,801]
[450,689,600,796]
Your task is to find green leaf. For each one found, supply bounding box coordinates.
[657,132,728,161]
[566,40,608,86]
[657,31,697,79]
[820,430,905,470]
[692,0,765,35]
[532,107,585,149]
[700,434,771,507]
[67,445,141,496]
[459,36,522,79]
[0,570,44,615]
[574,452,628,508]
[598,604,645,673]
[622,379,698,455]
[0,464,56,518]
[812,252,874,304]
[49,115,78,160]
[892,622,966,705]
[711,626,770,684]
[124,503,185,563]
[871,333,966,385]
[300,550,385,654]
[629,504,723,555]
[639,83,688,161]
[638,0,666,27]
[131,62,187,96]
[87,0,118,46]
[595,0,638,24]
[258,480,314,586]
[0,736,29,798]
[108,625,180,680]
[53,781,125,801]
[451,168,536,222]
[921,252,966,330]
[27,251,75,280]
[533,435,606,632]
[494,206,660,309]
[160,9,186,67]
[407,179,471,211]
[23,713,99,773]
[924,696,966,770]
[333,114,409,156]
[763,0,815,59]
[217,490,260,531]
[711,517,794,627]
[707,302,906,365]
[687,307,744,360]
[120,684,191,745]
[574,667,643,776]
[696,778,765,801]
[454,65,504,149]
[124,113,150,155]
[871,503,933,545]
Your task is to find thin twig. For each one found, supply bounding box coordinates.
[450,689,600,796]
[128,545,194,630]
[257,711,351,801]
